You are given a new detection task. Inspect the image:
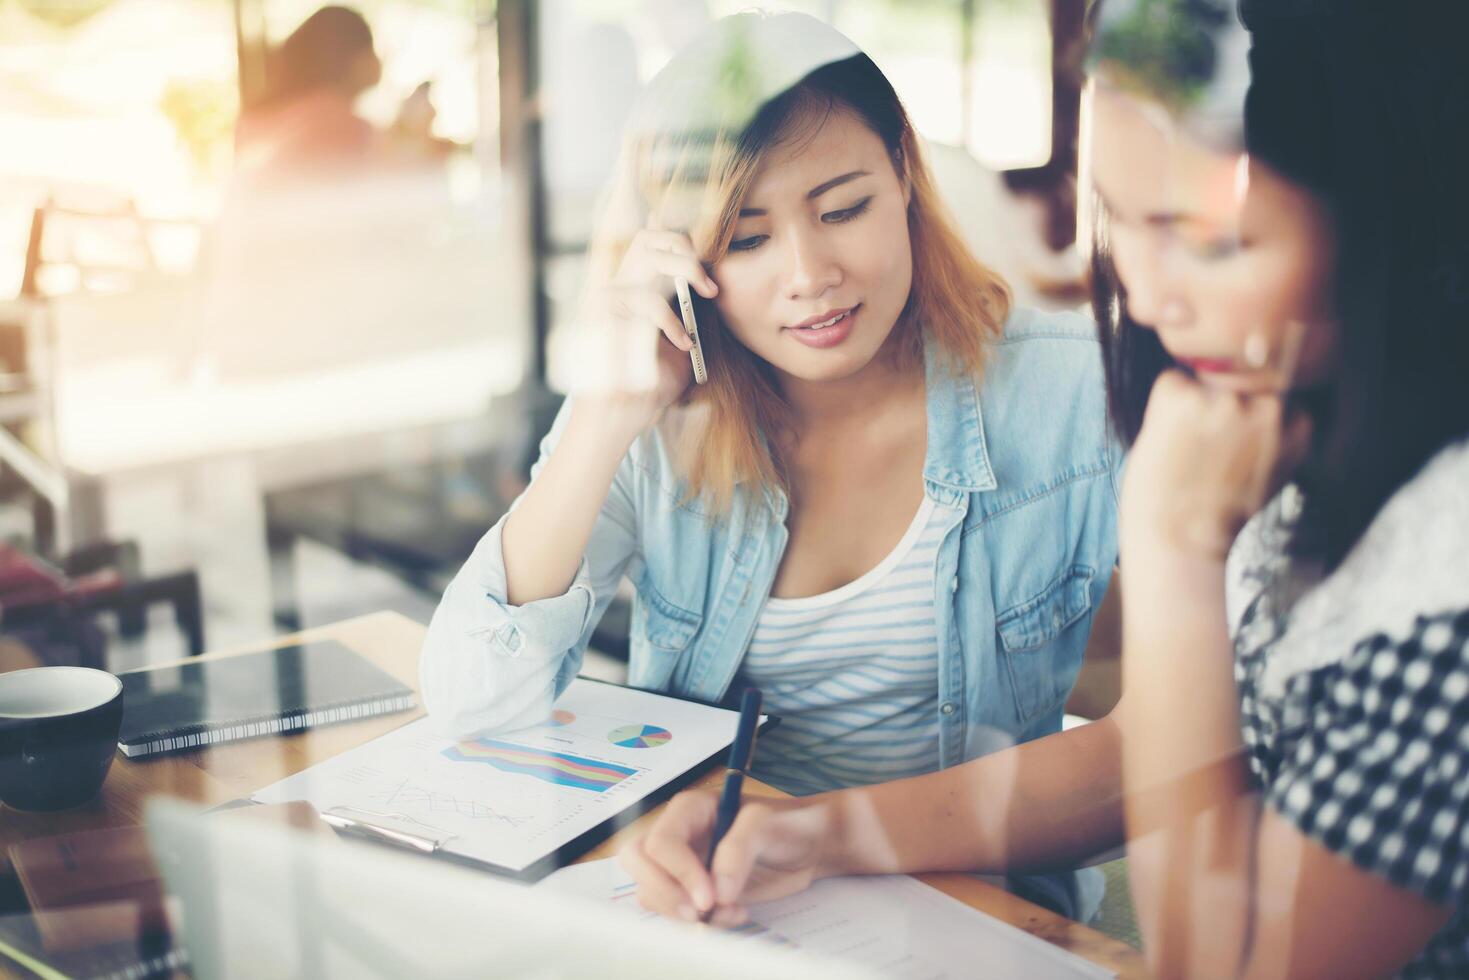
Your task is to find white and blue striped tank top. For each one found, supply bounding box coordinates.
[740,496,946,796]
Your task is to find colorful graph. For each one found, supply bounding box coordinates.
[607,724,673,749]
[546,709,576,727]
[443,738,637,792]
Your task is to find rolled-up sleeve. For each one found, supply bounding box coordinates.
[418,399,640,738]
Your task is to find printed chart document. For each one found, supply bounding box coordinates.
[542,859,1116,980]
[251,679,747,876]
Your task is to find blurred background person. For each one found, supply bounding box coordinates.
[389,81,461,165]
[233,5,384,185]
[0,0,514,672]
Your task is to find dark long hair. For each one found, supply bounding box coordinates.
[267,6,377,105]
[1093,0,1469,569]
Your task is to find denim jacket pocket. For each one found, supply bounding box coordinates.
[996,565,1094,724]
[633,574,703,654]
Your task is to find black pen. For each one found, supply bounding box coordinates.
[704,687,762,909]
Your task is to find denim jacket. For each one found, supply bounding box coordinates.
[422,305,1123,754]
[421,305,1123,920]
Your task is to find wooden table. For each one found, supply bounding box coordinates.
[0,612,431,868]
[0,612,1148,977]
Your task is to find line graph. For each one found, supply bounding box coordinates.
[369,778,529,828]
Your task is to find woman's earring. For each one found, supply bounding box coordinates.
[1159,299,1191,327]
[1243,332,1270,371]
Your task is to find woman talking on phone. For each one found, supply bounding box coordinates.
[420,12,1123,920]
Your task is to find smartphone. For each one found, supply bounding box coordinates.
[673,276,709,385]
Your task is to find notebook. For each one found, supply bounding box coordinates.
[116,641,415,758]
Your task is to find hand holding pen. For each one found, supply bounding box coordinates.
[701,688,763,919]
[620,688,840,926]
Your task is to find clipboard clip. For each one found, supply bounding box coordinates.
[319,805,458,854]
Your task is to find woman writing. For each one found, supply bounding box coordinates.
[421,12,1123,921]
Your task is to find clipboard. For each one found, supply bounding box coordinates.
[243,677,778,883]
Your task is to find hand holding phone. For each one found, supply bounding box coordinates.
[674,276,709,385]
[592,229,715,424]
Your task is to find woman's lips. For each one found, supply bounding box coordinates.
[1177,356,1241,374]
[785,305,858,349]
[1175,356,1285,393]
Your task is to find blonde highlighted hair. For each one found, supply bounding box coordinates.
[589,16,1010,511]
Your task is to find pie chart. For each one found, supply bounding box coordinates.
[608,724,673,748]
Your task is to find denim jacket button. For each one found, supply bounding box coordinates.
[493,623,523,656]
[940,702,957,716]
[949,576,959,594]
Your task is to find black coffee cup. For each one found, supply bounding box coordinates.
[0,666,124,811]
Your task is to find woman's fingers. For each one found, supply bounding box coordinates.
[601,228,715,363]
[634,290,693,351]
[1137,369,1310,554]
[609,287,691,351]
[625,794,831,935]
[623,791,720,917]
[619,836,702,922]
[641,792,719,913]
[708,804,770,906]
[633,230,719,298]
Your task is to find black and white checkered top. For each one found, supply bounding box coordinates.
[1227,439,1469,979]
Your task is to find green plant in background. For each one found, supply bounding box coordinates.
[160,78,239,178]
[13,0,113,29]
[711,16,760,129]
[859,0,966,51]
[407,0,493,18]
[1091,0,1232,110]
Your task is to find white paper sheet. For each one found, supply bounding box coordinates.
[542,859,1117,980]
[150,799,869,980]
[251,679,743,872]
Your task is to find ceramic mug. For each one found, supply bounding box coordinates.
[0,666,124,811]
